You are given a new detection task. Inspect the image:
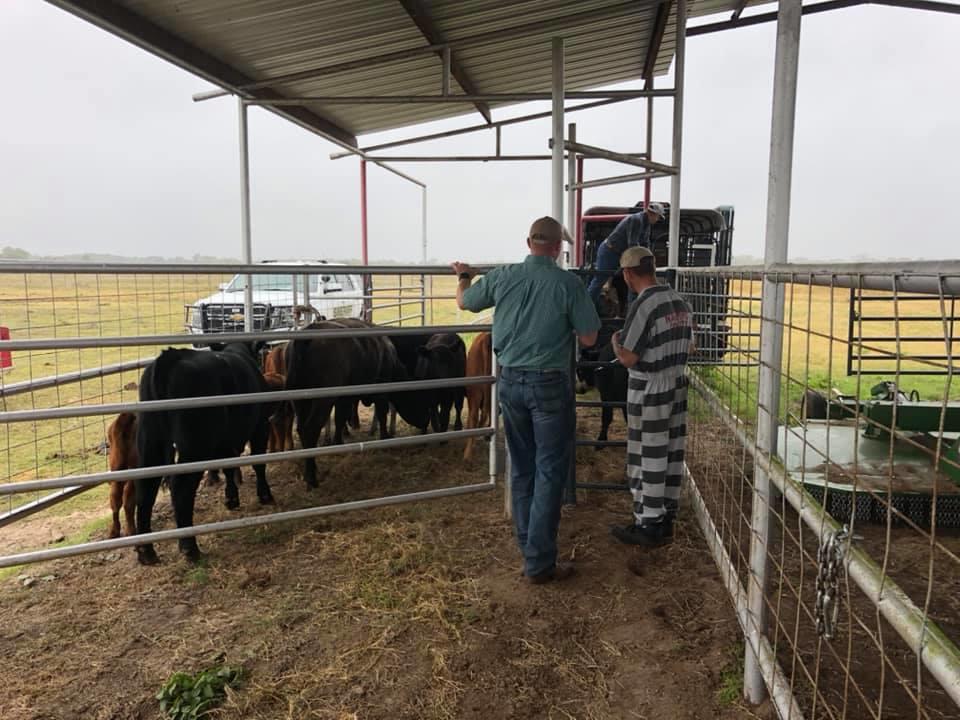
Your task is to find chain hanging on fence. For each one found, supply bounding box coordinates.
[815,524,851,640]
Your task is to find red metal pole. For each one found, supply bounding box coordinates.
[575,156,584,266]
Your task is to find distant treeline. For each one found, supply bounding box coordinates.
[0,247,454,266]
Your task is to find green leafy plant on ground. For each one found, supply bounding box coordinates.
[716,642,745,706]
[157,665,243,720]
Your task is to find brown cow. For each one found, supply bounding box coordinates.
[463,332,493,460]
[263,345,295,452]
[106,412,138,538]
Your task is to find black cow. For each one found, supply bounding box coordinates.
[134,343,274,565]
[590,342,628,446]
[286,320,426,486]
[415,333,466,432]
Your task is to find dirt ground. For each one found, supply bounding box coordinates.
[0,408,767,720]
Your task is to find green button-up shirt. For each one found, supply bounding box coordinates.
[462,255,601,370]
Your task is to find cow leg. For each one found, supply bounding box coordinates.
[333,399,353,444]
[121,480,136,537]
[224,468,241,510]
[282,404,295,451]
[297,404,327,488]
[389,406,397,436]
[453,390,464,431]
[463,395,478,460]
[108,481,123,539]
[372,399,390,439]
[170,472,204,562]
[134,476,163,565]
[250,420,274,505]
[597,405,613,449]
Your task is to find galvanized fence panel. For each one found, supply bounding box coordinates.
[0,264,496,564]
[678,266,960,718]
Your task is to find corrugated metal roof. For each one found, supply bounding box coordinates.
[50,0,773,143]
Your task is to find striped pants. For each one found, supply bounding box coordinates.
[626,372,688,526]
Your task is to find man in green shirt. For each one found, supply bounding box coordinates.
[452,217,600,584]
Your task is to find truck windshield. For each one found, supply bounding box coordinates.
[225,273,356,293]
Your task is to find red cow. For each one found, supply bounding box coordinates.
[263,345,295,452]
[106,412,138,538]
[463,332,492,460]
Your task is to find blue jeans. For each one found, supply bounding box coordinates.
[499,367,574,577]
[587,240,620,306]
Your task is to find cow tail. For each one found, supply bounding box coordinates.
[286,337,310,390]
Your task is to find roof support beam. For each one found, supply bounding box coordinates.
[248,90,673,107]
[329,97,636,158]
[398,0,492,124]
[643,1,672,83]
[47,0,357,147]
[691,0,960,37]
[731,0,750,21]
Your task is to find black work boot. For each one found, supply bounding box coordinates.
[611,521,669,547]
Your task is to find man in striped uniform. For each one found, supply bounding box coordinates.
[610,246,693,546]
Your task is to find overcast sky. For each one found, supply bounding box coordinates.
[1,2,957,264]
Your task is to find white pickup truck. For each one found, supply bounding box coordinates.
[184,260,365,339]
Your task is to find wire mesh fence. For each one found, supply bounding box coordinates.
[680,267,960,718]
[0,264,494,559]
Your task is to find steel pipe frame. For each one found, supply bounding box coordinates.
[667,0,686,269]
[0,357,151,398]
[0,485,89,530]
[0,262,492,276]
[561,139,676,174]
[685,459,806,719]
[0,427,494,497]
[0,480,495,569]
[688,0,960,38]
[552,37,565,257]
[237,99,255,332]
[568,170,672,191]
[567,122,577,266]
[247,90,674,107]
[743,0,801,703]
[0,376,495,425]
[0,323,492,352]
[329,98,637,159]
[674,264,960,297]
[688,371,960,708]
[363,155,558,162]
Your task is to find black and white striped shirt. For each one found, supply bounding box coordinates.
[621,284,693,377]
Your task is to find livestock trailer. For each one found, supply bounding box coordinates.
[576,202,734,360]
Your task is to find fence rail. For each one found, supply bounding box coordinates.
[677,265,960,718]
[0,264,499,571]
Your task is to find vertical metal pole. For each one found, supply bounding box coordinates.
[667,0,686,269]
[567,123,577,245]
[575,156,584,266]
[744,0,802,705]
[563,339,578,505]
[360,159,371,322]
[420,187,427,325]
[644,77,654,209]
[551,37,566,267]
[488,360,499,486]
[238,98,254,332]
